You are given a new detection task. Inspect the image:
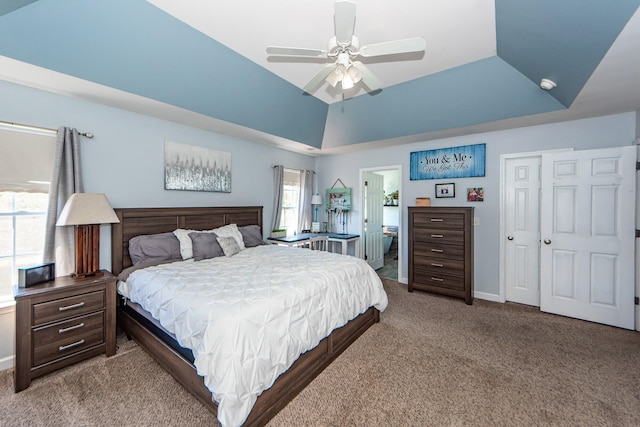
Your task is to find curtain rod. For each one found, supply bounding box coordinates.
[0,120,94,138]
[272,165,315,174]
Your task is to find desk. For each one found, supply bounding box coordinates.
[268,233,361,258]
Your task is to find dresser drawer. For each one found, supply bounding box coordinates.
[413,242,464,260]
[32,290,104,326]
[412,228,464,245]
[412,212,465,229]
[412,268,465,291]
[414,256,465,274]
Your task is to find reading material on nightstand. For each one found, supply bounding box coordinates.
[13,270,117,392]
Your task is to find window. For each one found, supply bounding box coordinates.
[0,128,55,304]
[0,192,48,303]
[280,169,300,236]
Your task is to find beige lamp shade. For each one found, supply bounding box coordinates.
[311,194,323,205]
[56,193,120,226]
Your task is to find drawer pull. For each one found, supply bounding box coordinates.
[430,218,444,222]
[431,263,444,267]
[430,277,444,282]
[59,339,85,352]
[430,249,444,253]
[58,302,85,312]
[59,323,85,334]
[430,234,444,238]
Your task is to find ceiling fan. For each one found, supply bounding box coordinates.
[266,0,426,95]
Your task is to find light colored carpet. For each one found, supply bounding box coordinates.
[1,279,639,426]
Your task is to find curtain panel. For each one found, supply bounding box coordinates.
[43,127,83,276]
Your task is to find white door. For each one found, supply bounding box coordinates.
[540,146,636,329]
[364,172,384,270]
[504,156,542,306]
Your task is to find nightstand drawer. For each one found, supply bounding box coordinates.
[33,326,104,367]
[32,290,104,326]
[33,311,104,348]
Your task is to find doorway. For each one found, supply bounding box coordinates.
[361,166,402,281]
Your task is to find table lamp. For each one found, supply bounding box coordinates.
[311,194,322,233]
[56,193,120,279]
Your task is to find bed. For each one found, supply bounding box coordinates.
[111,206,387,427]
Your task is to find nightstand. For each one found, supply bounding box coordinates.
[13,270,116,392]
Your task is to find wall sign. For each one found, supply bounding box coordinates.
[410,143,486,180]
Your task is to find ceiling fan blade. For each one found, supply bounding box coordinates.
[359,37,426,57]
[334,0,357,45]
[351,61,382,91]
[266,46,327,58]
[303,64,337,94]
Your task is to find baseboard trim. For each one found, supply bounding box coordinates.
[474,291,502,303]
[0,355,14,372]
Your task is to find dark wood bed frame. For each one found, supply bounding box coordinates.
[111,206,380,426]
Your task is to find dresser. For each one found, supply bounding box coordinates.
[408,206,474,304]
[13,271,117,392]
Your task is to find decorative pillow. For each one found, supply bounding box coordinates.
[239,225,267,248]
[212,224,246,250]
[217,236,241,257]
[173,228,215,259]
[128,232,181,265]
[189,232,224,261]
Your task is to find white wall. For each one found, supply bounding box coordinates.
[316,112,637,294]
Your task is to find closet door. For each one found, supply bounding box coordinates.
[504,156,541,306]
[540,146,636,329]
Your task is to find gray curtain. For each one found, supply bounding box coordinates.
[270,165,284,233]
[297,169,314,233]
[43,127,83,276]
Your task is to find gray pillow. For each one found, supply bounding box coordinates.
[239,225,266,247]
[217,236,241,257]
[189,232,224,261]
[129,232,182,265]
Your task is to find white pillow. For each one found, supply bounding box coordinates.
[211,224,246,251]
[173,224,245,259]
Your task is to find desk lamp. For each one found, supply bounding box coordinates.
[311,194,322,233]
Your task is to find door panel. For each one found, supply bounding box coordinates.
[505,156,541,306]
[364,172,384,270]
[540,146,636,329]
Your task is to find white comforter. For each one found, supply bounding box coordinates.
[119,245,388,427]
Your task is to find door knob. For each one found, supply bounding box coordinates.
[544,239,551,245]
[507,236,514,240]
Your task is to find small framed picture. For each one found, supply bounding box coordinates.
[467,187,484,202]
[435,183,455,198]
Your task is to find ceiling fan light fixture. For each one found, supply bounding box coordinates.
[325,67,343,87]
[347,65,362,84]
[342,74,354,89]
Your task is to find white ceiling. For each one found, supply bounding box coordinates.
[148,0,497,104]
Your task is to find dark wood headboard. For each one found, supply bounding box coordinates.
[111,206,263,275]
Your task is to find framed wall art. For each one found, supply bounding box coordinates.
[467,187,484,202]
[164,140,231,193]
[435,183,455,198]
[410,143,486,180]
